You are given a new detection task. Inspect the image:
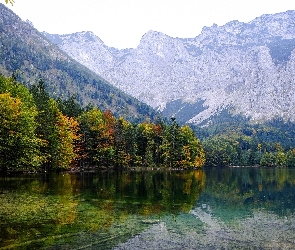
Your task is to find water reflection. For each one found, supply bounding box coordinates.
[0,170,205,249]
[1,167,295,249]
[90,170,205,214]
[201,167,295,219]
[116,167,295,250]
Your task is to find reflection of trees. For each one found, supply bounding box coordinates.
[50,174,80,225]
[199,167,295,219]
[93,170,206,214]
[2,169,295,249]
[0,171,205,248]
[0,173,81,248]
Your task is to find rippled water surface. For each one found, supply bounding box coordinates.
[1,167,295,249]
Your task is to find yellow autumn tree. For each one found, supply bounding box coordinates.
[47,98,80,170]
[177,126,206,168]
[0,93,44,171]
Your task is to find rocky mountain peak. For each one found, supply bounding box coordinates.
[140,30,169,41]
[42,31,115,75]
[70,31,103,44]
[44,31,105,46]
[138,30,172,50]
[44,10,295,125]
[193,11,295,49]
[250,10,295,38]
[136,30,189,61]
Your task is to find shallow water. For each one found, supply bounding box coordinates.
[0,167,295,249]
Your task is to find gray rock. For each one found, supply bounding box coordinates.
[43,11,295,124]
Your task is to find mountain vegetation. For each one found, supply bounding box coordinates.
[0,75,205,172]
[0,3,158,123]
[193,115,295,167]
[2,71,294,170]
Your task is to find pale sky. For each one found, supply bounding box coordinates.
[4,0,295,49]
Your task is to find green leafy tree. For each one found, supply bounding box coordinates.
[160,120,178,167]
[160,120,205,168]
[122,120,137,165]
[260,152,276,167]
[114,117,132,167]
[203,136,238,167]
[276,151,287,167]
[45,99,79,169]
[135,122,161,166]
[78,108,113,166]
[177,126,206,168]
[286,149,295,167]
[0,76,46,171]
[274,143,287,167]
[30,80,53,167]
[0,93,44,171]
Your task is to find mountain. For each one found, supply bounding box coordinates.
[43,11,295,125]
[0,3,158,122]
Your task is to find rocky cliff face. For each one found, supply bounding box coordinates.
[43,10,295,124]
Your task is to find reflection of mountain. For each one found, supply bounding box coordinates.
[116,209,295,249]
[190,207,221,230]
[116,167,295,250]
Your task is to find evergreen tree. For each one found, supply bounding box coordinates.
[57,95,83,118]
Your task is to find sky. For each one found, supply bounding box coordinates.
[4,0,295,49]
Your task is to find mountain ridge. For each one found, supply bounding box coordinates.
[43,10,295,125]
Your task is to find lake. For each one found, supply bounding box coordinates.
[1,167,295,249]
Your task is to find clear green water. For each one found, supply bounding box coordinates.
[0,168,295,249]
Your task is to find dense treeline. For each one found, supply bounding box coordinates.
[2,74,295,171]
[0,75,205,172]
[197,119,295,167]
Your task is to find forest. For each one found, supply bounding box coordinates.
[0,75,205,172]
[1,74,295,173]
[194,114,295,167]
